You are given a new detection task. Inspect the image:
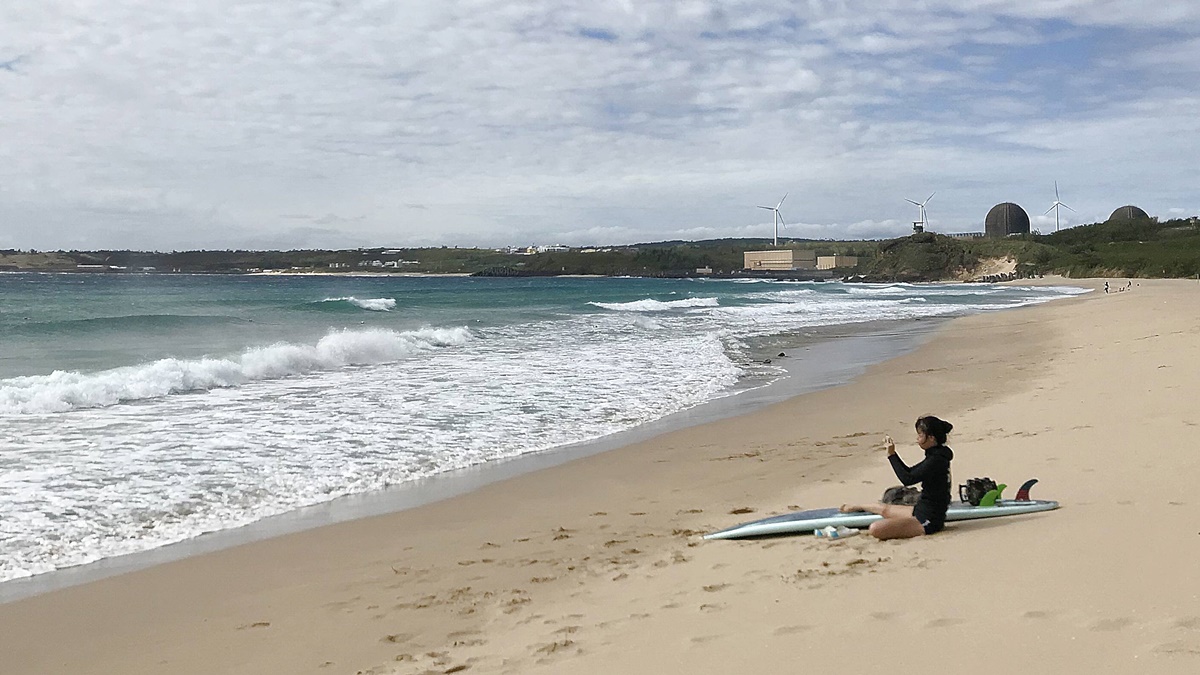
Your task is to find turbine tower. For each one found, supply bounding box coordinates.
[905,193,935,232]
[1044,181,1075,232]
[757,192,788,247]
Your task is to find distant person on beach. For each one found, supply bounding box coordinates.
[839,416,955,540]
[1104,281,1109,294]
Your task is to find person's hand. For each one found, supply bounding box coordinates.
[883,435,896,456]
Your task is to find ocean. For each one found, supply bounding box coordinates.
[0,272,1087,587]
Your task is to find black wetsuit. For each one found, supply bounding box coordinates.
[889,444,954,534]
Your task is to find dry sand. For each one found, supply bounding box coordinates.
[2,277,1199,674]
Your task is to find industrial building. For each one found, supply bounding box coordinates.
[1107,205,1149,222]
[816,255,859,270]
[743,249,816,271]
[985,202,1031,238]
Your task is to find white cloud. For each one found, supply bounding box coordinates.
[0,1,1197,250]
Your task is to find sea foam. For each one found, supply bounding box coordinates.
[320,296,397,311]
[0,326,471,414]
[589,297,719,311]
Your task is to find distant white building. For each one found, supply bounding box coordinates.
[500,244,573,254]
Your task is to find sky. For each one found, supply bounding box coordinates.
[2,1,1200,251]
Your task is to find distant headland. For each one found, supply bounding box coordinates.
[3,214,1198,281]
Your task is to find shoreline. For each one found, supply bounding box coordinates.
[0,316,945,603]
[8,277,1200,674]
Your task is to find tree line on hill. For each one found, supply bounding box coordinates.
[3,215,1198,280]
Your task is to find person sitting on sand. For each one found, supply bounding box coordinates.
[839,416,955,540]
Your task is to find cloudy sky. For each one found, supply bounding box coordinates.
[2,1,1199,250]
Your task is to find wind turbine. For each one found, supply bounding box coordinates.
[1044,181,1075,232]
[905,193,935,232]
[757,192,788,247]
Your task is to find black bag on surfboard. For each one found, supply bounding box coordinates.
[959,477,998,506]
[881,485,921,505]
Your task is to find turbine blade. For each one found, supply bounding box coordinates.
[906,199,920,206]
[925,192,935,205]
[777,192,788,208]
[1063,203,1076,212]
[757,205,773,210]
[1054,181,1060,200]
[1044,205,1056,215]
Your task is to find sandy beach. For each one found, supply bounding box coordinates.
[2,277,1199,674]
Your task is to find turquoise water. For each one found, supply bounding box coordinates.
[0,272,1086,582]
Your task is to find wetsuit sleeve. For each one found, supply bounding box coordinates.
[888,453,944,486]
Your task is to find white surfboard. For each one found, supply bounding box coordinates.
[704,498,1059,540]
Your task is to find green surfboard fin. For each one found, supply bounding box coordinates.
[978,483,1007,507]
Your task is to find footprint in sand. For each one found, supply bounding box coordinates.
[1090,617,1134,632]
[773,625,813,635]
[925,617,963,628]
[445,629,487,648]
[533,638,578,660]
[518,610,549,624]
[1022,610,1054,620]
[1153,638,1200,656]
[1173,616,1200,630]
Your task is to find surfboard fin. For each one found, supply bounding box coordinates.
[978,484,1006,507]
[1015,479,1038,501]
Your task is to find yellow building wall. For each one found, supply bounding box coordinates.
[743,250,817,270]
[816,255,859,270]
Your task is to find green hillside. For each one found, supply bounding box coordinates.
[3,215,1198,280]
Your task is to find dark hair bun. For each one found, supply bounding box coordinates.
[916,415,953,442]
